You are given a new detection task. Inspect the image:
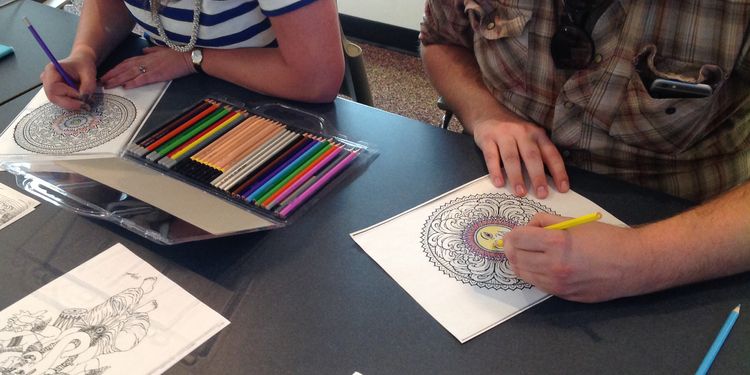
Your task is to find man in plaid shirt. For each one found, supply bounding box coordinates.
[421,0,750,302]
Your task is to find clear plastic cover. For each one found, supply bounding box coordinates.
[9,162,227,245]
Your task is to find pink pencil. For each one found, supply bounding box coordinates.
[278,149,359,217]
[264,146,343,209]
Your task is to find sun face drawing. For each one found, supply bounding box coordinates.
[420,193,557,290]
[14,93,137,154]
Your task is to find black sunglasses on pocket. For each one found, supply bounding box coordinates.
[550,0,612,70]
[550,0,595,70]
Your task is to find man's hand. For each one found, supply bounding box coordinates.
[473,119,569,199]
[503,213,643,302]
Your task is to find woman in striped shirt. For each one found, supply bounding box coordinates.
[41,0,344,109]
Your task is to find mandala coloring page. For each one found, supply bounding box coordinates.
[352,175,625,343]
[421,193,558,291]
[0,83,168,161]
[13,94,137,154]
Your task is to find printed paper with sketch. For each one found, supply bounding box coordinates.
[0,182,38,230]
[0,243,229,374]
[351,175,625,343]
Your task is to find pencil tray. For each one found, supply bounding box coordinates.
[125,95,375,222]
[6,95,376,244]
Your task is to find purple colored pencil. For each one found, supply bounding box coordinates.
[23,17,78,90]
[265,146,344,209]
[278,150,359,217]
[275,152,348,208]
[240,137,316,198]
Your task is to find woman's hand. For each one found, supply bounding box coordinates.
[100,46,195,89]
[40,48,97,111]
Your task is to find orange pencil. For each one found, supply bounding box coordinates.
[193,116,259,162]
[204,117,273,166]
[219,123,284,170]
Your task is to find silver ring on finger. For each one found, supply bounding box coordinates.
[138,65,147,74]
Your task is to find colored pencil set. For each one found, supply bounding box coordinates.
[126,98,363,218]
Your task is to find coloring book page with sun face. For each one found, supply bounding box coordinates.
[0,243,229,375]
[0,82,168,162]
[350,175,625,343]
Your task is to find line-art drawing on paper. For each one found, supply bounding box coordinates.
[13,93,137,154]
[0,276,158,375]
[421,193,557,290]
[0,194,33,227]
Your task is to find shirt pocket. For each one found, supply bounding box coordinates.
[465,1,532,40]
[607,45,727,154]
[465,1,533,90]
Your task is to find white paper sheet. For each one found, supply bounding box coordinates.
[0,182,39,230]
[0,243,229,374]
[351,175,625,343]
[0,82,168,162]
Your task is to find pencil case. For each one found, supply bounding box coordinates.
[124,95,375,223]
[6,95,376,245]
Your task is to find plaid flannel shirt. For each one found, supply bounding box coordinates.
[420,0,750,201]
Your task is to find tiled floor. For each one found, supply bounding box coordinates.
[355,41,463,132]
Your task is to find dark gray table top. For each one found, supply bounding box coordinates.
[0,10,748,375]
[0,0,78,106]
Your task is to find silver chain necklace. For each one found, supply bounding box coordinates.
[151,0,202,52]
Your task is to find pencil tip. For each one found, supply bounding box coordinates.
[736,304,741,312]
[22,16,30,26]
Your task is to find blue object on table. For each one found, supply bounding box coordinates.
[695,305,741,375]
[0,44,13,60]
[22,16,78,90]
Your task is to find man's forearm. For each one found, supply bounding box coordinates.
[420,43,523,133]
[636,181,750,293]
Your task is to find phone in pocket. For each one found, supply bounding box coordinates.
[649,78,712,99]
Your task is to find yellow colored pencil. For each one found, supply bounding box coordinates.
[170,111,244,160]
[495,212,602,248]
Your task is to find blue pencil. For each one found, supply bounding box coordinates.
[23,17,78,90]
[695,304,741,375]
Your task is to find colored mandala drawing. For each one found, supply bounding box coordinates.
[14,94,137,154]
[420,193,558,290]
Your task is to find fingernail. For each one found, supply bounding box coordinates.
[493,176,504,187]
[80,103,91,112]
[536,185,547,198]
[515,184,525,196]
[560,179,569,192]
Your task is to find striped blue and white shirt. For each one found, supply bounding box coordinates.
[124,0,317,49]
